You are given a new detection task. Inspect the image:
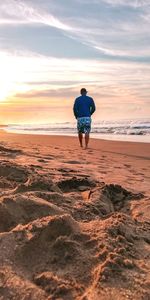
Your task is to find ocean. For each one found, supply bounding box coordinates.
[5,118,150,143]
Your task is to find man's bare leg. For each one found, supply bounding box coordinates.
[85,133,89,149]
[78,132,83,147]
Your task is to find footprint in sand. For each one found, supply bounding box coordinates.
[124,164,131,168]
[0,145,22,158]
[99,170,107,174]
[87,150,93,154]
[43,156,53,160]
[99,159,104,162]
[136,173,145,176]
[58,168,78,174]
[64,160,82,164]
[29,164,42,169]
[37,159,47,163]
[130,170,144,177]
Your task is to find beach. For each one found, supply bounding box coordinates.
[0,129,150,299]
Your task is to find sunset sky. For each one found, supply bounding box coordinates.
[0,0,150,124]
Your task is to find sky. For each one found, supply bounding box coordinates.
[0,0,150,124]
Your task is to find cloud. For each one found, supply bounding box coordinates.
[1,49,149,94]
[0,1,150,60]
[10,55,149,111]
[0,0,71,30]
[141,12,150,23]
[38,1,149,60]
[66,14,150,59]
[101,0,150,8]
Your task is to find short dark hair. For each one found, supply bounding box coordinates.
[80,88,87,95]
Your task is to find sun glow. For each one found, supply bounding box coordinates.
[0,53,17,101]
[0,52,31,101]
[0,80,16,101]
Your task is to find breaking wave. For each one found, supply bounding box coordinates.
[5,118,150,143]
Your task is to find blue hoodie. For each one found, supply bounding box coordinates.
[73,95,96,119]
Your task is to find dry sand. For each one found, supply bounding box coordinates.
[0,130,150,300]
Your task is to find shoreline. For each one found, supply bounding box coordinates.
[1,129,150,160]
[4,127,150,144]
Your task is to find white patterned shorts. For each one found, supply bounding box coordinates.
[77,117,91,134]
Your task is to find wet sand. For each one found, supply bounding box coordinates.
[0,130,150,299]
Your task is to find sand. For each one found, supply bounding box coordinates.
[0,130,150,300]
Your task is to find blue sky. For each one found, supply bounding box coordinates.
[0,0,150,124]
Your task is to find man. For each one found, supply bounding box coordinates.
[73,88,96,149]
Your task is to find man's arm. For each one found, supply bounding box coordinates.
[90,98,96,115]
[73,99,78,119]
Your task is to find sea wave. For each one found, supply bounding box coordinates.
[5,119,150,136]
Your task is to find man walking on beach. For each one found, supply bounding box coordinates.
[73,88,96,149]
